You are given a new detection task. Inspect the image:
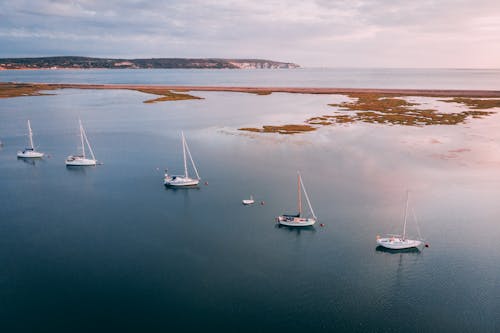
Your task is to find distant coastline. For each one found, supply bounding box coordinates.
[0,56,300,70]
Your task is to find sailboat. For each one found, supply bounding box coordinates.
[164,131,200,187]
[376,191,423,250]
[242,195,255,205]
[17,120,44,158]
[277,172,317,227]
[65,119,97,166]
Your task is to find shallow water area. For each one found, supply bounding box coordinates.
[0,74,500,332]
[3,67,500,90]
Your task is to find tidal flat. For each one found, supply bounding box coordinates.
[2,82,500,134]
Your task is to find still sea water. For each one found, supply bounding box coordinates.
[0,69,499,332]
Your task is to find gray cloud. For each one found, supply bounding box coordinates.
[0,0,499,67]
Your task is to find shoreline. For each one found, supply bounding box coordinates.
[2,82,500,97]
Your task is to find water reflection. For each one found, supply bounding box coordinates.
[375,245,422,254]
[164,186,201,192]
[65,165,88,173]
[275,223,316,234]
[17,157,42,166]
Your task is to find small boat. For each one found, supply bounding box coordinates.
[65,119,97,166]
[17,120,44,158]
[242,195,255,205]
[376,191,423,250]
[164,131,201,187]
[277,172,317,227]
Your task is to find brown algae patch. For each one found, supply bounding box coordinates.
[0,82,202,103]
[0,82,59,98]
[329,94,420,113]
[324,93,496,126]
[246,90,273,96]
[2,83,499,133]
[239,124,316,134]
[132,88,202,103]
[308,115,355,125]
[239,93,498,136]
[440,97,500,110]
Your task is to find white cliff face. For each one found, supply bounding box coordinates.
[229,61,300,69]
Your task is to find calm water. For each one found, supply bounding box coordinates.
[0,71,500,332]
[2,67,500,90]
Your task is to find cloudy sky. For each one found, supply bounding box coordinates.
[1,0,500,68]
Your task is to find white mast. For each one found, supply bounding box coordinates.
[402,190,410,240]
[297,172,302,216]
[299,172,317,220]
[184,138,200,180]
[79,119,86,158]
[82,125,96,161]
[182,131,188,178]
[27,120,34,149]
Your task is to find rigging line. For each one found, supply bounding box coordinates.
[412,207,423,240]
[184,139,200,180]
[299,174,317,219]
[82,125,96,161]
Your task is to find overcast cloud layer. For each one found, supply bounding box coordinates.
[1,0,499,68]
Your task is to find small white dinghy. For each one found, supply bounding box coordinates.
[377,191,424,250]
[164,131,201,187]
[17,120,44,158]
[242,195,255,205]
[65,119,98,166]
[277,172,317,227]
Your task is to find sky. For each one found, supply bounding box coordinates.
[1,0,500,68]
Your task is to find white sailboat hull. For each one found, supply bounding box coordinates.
[17,150,44,158]
[376,237,422,250]
[277,216,316,227]
[242,199,255,205]
[164,175,199,187]
[65,156,97,166]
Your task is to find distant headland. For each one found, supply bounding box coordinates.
[0,56,300,70]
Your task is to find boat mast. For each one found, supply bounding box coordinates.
[299,173,317,220]
[184,138,200,180]
[182,131,188,178]
[79,119,86,158]
[297,172,302,216]
[82,124,96,161]
[402,190,410,240]
[27,120,34,149]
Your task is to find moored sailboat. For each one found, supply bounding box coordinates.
[65,119,98,166]
[277,172,317,227]
[376,191,423,250]
[164,131,200,187]
[242,195,255,205]
[17,120,44,158]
